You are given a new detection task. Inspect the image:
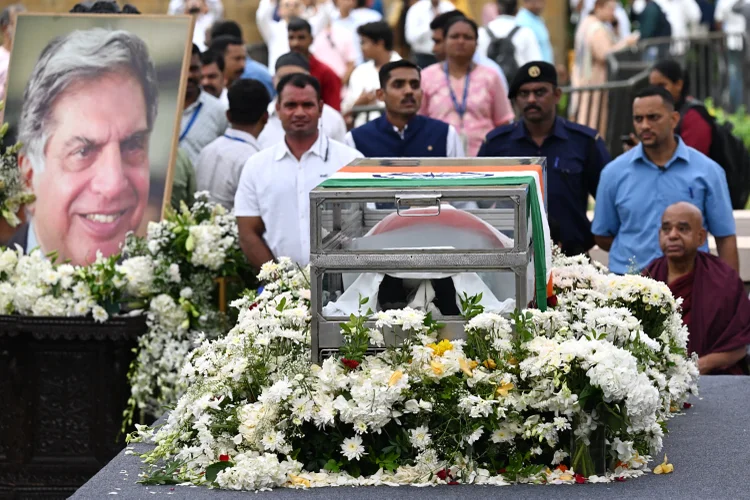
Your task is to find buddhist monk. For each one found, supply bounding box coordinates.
[644,202,750,375]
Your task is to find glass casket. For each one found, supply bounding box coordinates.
[309,158,550,362]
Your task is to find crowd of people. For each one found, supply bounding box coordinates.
[0,0,749,373]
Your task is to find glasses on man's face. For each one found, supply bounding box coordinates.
[517,88,550,99]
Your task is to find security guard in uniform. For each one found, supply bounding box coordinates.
[477,61,611,256]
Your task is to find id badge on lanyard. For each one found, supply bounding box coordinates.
[444,63,471,153]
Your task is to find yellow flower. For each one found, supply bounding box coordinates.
[507,356,519,366]
[496,382,514,397]
[427,339,454,357]
[483,358,497,370]
[559,474,573,481]
[288,474,311,488]
[388,370,404,387]
[653,454,674,475]
[459,358,474,378]
[430,359,444,376]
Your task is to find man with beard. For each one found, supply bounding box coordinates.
[208,35,246,93]
[179,44,228,163]
[478,61,610,256]
[344,60,463,158]
[234,73,362,269]
[593,86,738,274]
[200,50,226,104]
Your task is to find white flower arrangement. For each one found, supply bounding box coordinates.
[130,255,698,491]
[0,117,35,228]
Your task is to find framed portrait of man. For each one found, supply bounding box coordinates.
[3,13,193,266]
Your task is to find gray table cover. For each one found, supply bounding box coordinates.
[72,376,750,500]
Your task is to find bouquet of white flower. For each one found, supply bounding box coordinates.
[130,255,698,491]
[0,115,35,228]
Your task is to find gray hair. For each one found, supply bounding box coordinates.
[0,4,25,29]
[18,28,159,172]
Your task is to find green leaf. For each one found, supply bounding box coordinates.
[205,461,234,482]
[323,458,341,473]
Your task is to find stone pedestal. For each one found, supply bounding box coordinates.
[0,315,146,500]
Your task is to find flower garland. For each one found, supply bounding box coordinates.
[130,253,698,490]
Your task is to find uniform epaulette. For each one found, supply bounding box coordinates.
[561,119,600,139]
[484,122,517,143]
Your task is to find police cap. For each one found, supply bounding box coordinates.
[507,61,558,99]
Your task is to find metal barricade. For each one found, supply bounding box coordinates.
[606,33,742,110]
[349,104,384,128]
[561,69,650,157]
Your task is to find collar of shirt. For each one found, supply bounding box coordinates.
[630,136,691,169]
[224,128,261,149]
[509,117,570,143]
[184,90,207,114]
[267,99,278,117]
[273,132,328,162]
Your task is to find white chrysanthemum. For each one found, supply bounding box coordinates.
[340,435,366,461]
[92,305,108,323]
[409,426,432,450]
[117,256,155,297]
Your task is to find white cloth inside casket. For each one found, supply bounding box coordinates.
[322,206,532,316]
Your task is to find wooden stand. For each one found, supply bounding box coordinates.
[0,315,146,499]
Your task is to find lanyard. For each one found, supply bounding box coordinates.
[179,102,203,142]
[443,63,471,120]
[223,133,252,145]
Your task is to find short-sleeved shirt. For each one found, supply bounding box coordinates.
[195,128,261,210]
[179,91,229,164]
[591,137,736,274]
[234,134,363,265]
[477,117,611,255]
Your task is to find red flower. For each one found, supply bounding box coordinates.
[547,294,559,307]
[219,454,230,462]
[498,468,506,474]
[615,476,626,482]
[341,358,360,370]
[556,464,568,472]
[683,402,693,409]
[248,302,259,311]
[448,481,459,485]
[436,469,450,481]
[575,474,585,484]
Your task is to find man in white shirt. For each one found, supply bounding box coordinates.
[341,21,401,127]
[256,0,333,72]
[195,79,270,210]
[178,0,217,51]
[0,4,24,103]
[199,50,227,107]
[235,73,362,268]
[259,52,347,149]
[405,0,456,68]
[331,0,383,65]
[716,0,748,111]
[180,44,229,163]
[478,0,543,69]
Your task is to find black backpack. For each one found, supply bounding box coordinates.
[485,25,521,84]
[677,98,750,209]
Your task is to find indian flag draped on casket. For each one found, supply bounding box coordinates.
[319,163,553,310]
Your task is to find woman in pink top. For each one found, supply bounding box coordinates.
[419,16,515,156]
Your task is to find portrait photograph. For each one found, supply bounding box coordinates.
[3,13,193,266]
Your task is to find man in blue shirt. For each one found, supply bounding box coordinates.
[209,20,276,98]
[478,61,610,256]
[592,86,738,275]
[516,0,553,64]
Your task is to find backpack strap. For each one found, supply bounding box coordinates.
[507,25,522,39]
[484,25,498,42]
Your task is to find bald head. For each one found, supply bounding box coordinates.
[659,202,706,263]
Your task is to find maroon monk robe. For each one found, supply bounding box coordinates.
[644,252,750,375]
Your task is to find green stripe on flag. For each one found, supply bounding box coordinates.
[319,176,548,310]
